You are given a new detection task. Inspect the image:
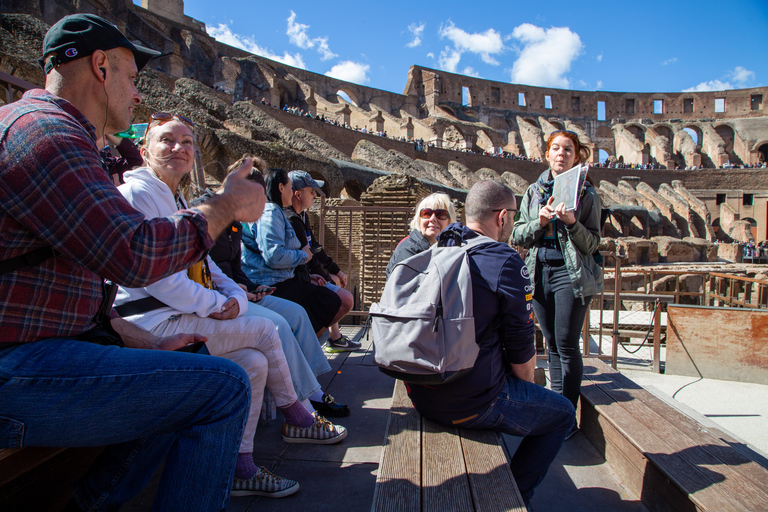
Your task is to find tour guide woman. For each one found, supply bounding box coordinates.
[511,130,603,437]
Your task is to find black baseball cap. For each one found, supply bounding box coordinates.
[39,13,161,74]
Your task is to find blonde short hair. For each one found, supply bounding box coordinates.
[409,192,457,231]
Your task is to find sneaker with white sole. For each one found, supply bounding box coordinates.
[231,466,299,498]
[281,415,347,444]
[324,335,362,353]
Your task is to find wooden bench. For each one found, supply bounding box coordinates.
[372,380,527,512]
[579,359,768,512]
[0,446,102,511]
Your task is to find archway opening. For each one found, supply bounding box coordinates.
[336,90,358,107]
[682,127,699,145]
[759,143,768,164]
[341,180,364,201]
[599,149,609,163]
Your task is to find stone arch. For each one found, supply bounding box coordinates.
[442,125,467,151]
[341,179,364,201]
[548,119,566,131]
[336,88,359,107]
[595,125,615,157]
[682,124,703,147]
[475,130,495,153]
[625,123,646,143]
[714,124,742,165]
[521,117,539,129]
[744,217,758,240]
[277,85,296,108]
[753,140,768,163]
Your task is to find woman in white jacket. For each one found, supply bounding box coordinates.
[114,113,346,498]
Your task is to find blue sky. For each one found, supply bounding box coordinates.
[158,0,768,95]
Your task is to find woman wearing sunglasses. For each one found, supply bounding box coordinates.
[114,113,346,498]
[512,130,603,439]
[386,192,457,277]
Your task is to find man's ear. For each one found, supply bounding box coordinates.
[91,50,109,81]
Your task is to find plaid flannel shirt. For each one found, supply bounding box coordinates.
[0,89,214,343]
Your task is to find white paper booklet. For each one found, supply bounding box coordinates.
[551,163,588,211]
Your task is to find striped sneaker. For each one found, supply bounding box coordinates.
[231,466,299,498]
[281,415,347,444]
[324,335,362,353]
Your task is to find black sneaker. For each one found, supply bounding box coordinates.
[324,335,362,353]
[310,393,350,417]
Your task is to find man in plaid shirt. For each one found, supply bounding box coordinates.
[0,14,264,511]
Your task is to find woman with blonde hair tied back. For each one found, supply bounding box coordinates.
[386,192,457,277]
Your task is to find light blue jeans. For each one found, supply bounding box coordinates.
[246,295,331,400]
[0,338,250,512]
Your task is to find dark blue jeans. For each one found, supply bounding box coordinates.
[532,261,592,410]
[457,376,574,503]
[0,338,250,512]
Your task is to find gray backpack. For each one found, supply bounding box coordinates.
[370,234,494,384]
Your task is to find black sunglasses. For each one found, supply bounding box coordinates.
[492,208,519,213]
[420,208,450,220]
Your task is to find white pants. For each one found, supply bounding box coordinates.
[150,314,297,453]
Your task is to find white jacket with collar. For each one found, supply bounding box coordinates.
[113,167,248,331]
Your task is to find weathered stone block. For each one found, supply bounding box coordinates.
[653,236,695,263]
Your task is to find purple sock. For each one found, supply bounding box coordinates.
[279,400,315,428]
[235,452,258,480]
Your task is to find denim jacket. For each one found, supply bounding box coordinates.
[240,203,309,286]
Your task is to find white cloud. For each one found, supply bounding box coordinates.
[509,24,582,87]
[286,11,338,61]
[596,53,603,62]
[407,22,425,48]
[438,47,462,73]
[661,57,677,66]
[426,52,435,59]
[682,66,756,92]
[208,23,306,68]
[462,66,480,77]
[683,79,733,92]
[596,80,603,89]
[732,66,755,84]
[439,22,504,66]
[325,61,370,84]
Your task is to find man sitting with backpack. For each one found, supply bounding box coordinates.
[396,180,575,510]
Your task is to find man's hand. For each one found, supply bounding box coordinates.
[111,316,208,351]
[301,244,313,261]
[153,333,209,351]
[310,274,326,286]
[209,297,239,320]
[510,355,536,383]
[332,270,347,288]
[195,156,267,239]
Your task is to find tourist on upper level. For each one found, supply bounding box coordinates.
[386,192,458,277]
[512,130,603,439]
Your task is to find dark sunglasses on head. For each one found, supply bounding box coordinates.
[420,208,449,220]
[551,129,578,137]
[150,112,196,129]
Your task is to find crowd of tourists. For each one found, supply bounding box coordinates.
[0,14,616,512]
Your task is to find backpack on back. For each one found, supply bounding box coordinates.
[370,234,493,384]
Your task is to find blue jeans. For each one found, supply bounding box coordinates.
[532,261,592,409]
[457,376,574,503]
[0,338,250,512]
[253,295,331,390]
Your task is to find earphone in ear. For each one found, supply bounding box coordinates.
[99,67,106,79]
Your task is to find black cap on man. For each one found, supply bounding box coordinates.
[39,13,160,74]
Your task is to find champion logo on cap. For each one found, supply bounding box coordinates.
[65,48,78,57]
